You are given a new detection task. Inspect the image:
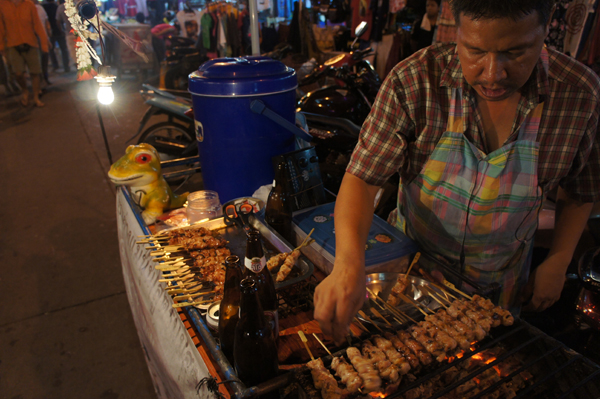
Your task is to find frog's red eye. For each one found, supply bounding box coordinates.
[135,153,152,164]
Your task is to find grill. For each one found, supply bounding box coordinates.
[185,268,600,399]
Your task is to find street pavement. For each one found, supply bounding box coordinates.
[0,68,167,399]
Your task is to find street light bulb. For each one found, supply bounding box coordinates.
[98,86,114,105]
[94,66,116,105]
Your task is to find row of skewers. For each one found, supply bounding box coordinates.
[302,278,516,399]
[137,225,314,308]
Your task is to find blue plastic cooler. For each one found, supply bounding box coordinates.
[188,57,298,203]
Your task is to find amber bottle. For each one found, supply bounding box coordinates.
[233,278,279,389]
[265,161,293,244]
[218,255,242,364]
[243,230,279,336]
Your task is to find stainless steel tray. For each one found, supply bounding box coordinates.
[359,272,445,329]
[157,216,314,290]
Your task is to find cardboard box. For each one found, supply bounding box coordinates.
[292,202,418,275]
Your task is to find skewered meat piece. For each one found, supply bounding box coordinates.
[178,235,229,250]
[372,335,411,375]
[447,300,492,333]
[384,332,422,370]
[425,313,471,350]
[276,249,301,282]
[434,309,477,342]
[420,321,458,352]
[387,293,401,307]
[307,358,345,399]
[330,356,362,393]
[167,226,212,239]
[472,295,515,326]
[452,309,487,341]
[387,274,411,306]
[396,330,433,366]
[346,347,382,393]
[462,298,502,328]
[408,324,447,362]
[189,248,231,259]
[362,339,401,382]
[267,252,288,272]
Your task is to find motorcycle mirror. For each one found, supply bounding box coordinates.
[351,22,368,49]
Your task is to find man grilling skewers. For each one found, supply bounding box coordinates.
[314,0,600,345]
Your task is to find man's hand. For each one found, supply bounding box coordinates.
[522,259,566,312]
[313,261,366,345]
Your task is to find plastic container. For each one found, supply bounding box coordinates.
[186,190,223,223]
[292,202,419,275]
[188,57,298,203]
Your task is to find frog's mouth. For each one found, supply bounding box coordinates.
[109,173,145,183]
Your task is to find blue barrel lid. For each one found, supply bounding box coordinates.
[189,56,297,97]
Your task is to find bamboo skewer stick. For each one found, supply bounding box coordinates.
[156,263,192,272]
[405,252,421,278]
[397,292,432,316]
[172,289,218,302]
[427,287,452,309]
[422,287,450,310]
[353,317,370,333]
[172,298,215,308]
[365,287,410,324]
[370,307,393,327]
[371,296,406,325]
[155,261,189,271]
[167,283,209,296]
[149,245,184,253]
[155,256,186,265]
[299,228,315,249]
[440,281,472,300]
[312,333,333,356]
[357,310,383,332]
[298,331,315,361]
[163,276,204,290]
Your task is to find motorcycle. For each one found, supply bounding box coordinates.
[129,83,197,161]
[296,22,391,207]
[161,36,208,91]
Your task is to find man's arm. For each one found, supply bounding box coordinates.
[524,187,593,311]
[313,172,380,344]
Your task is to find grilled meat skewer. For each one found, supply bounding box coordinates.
[362,339,401,383]
[330,356,363,393]
[372,335,412,375]
[346,346,382,393]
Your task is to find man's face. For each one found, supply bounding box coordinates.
[456,12,549,102]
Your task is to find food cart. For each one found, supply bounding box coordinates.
[117,183,600,399]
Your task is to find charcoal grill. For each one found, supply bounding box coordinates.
[185,260,600,399]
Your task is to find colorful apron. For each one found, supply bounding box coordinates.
[396,89,545,312]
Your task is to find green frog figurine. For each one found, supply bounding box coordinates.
[108,143,188,225]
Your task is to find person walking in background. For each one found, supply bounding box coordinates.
[410,0,440,53]
[32,0,52,85]
[56,0,75,71]
[0,0,49,107]
[42,0,70,72]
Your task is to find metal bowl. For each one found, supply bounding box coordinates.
[359,272,445,329]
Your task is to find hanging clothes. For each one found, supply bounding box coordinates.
[176,8,201,38]
[351,0,373,39]
[433,0,456,44]
[563,0,596,56]
[389,0,405,14]
[545,0,570,52]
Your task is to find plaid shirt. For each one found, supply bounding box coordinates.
[348,43,600,203]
